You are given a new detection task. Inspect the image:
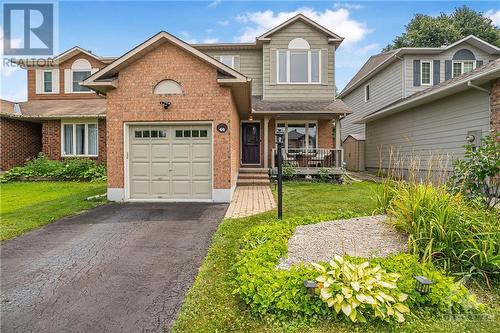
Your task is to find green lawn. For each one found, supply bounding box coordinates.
[172,181,500,333]
[0,181,107,241]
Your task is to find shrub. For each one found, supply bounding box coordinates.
[0,153,107,182]
[448,133,500,209]
[312,256,410,323]
[282,162,296,180]
[316,167,331,182]
[233,214,482,326]
[381,182,500,285]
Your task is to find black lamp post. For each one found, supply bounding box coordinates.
[414,276,433,295]
[276,128,285,220]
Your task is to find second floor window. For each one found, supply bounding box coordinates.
[277,49,320,84]
[421,61,431,85]
[43,71,53,92]
[219,55,235,69]
[72,71,91,92]
[453,61,474,78]
[365,84,370,101]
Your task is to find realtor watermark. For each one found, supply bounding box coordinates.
[2,0,58,69]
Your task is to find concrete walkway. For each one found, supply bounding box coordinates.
[225,186,276,218]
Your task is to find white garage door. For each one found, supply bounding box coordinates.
[128,125,212,200]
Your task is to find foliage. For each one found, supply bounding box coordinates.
[316,168,331,182]
[0,153,106,182]
[0,181,106,241]
[448,134,500,209]
[380,181,500,285]
[282,162,296,179]
[312,256,410,323]
[383,6,500,51]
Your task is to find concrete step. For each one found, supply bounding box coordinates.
[236,178,271,186]
[240,168,268,174]
[238,173,269,179]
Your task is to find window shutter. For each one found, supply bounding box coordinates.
[35,69,42,94]
[476,60,483,68]
[234,55,240,71]
[321,48,328,85]
[270,48,277,85]
[445,60,452,81]
[413,60,420,86]
[433,60,440,85]
[52,69,60,93]
[64,69,72,93]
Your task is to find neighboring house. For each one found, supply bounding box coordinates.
[339,35,500,172]
[2,14,350,202]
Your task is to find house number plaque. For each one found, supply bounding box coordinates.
[217,123,228,133]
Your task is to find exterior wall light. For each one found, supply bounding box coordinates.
[414,275,433,295]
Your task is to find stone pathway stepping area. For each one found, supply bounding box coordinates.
[278,215,407,269]
[225,186,276,218]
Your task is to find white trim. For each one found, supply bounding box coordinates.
[364,84,370,102]
[288,38,310,50]
[276,49,321,84]
[452,60,475,78]
[420,60,432,86]
[60,120,99,157]
[123,121,215,202]
[274,120,319,150]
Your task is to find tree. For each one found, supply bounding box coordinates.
[383,6,500,51]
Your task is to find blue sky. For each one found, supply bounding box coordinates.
[1,1,499,102]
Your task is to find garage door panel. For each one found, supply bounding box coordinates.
[129,125,211,200]
[171,162,190,177]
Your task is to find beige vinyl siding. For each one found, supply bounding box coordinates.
[404,43,493,96]
[262,20,335,101]
[204,49,263,96]
[365,89,490,171]
[340,60,403,141]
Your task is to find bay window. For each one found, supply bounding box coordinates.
[276,122,317,150]
[62,122,98,156]
[277,49,321,84]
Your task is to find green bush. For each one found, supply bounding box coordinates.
[381,182,500,284]
[0,153,107,182]
[448,133,500,209]
[232,213,482,326]
[282,163,296,180]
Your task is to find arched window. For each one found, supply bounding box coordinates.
[71,59,92,92]
[288,38,310,50]
[452,49,476,78]
[153,79,183,95]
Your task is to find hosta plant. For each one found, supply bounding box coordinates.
[312,255,410,323]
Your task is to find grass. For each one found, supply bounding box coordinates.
[172,181,500,333]
[0,181,107,241]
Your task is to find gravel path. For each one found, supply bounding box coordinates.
[278,215,407,269]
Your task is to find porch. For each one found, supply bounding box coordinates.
[271,148,344,174]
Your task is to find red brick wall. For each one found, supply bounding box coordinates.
[0,117,42,170]
[42,119,106,164]
[318,119,334,148]
[491,78,500,139]
[105,41,238,190]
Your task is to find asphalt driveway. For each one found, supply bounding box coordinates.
[0,202,227,333]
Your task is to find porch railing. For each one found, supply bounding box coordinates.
[271,148,344,169]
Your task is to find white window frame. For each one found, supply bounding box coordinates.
[364,84,370,102]
[420,60,432,85]
[218,55,235,69]
[276,49,321,84]
[275,120,318,150]
[42,70,54,93]
[452,60,475,78]
[71,70,92,93]
[61,121,99,157]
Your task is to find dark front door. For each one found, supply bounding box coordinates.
[242,123,260,164]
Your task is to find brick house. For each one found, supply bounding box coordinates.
[2,14,352,202]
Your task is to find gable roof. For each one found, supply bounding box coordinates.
[257,14,344,45]
[83,31,249,93]
[357,58,500,124]
[11,46,116,68]
[339,35,500,98]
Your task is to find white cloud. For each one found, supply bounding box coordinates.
[217,20,230,26]
[485,9,500,26]
[185,38,198,44]
[234,8,370,45]
[180,31,190,37]
[333,3,364,10]
[208,0,221,8]
[205,28,214,34]
[202,38,219,44]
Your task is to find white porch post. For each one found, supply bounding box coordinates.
[335,116,342,149]
[263,116,270,168]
